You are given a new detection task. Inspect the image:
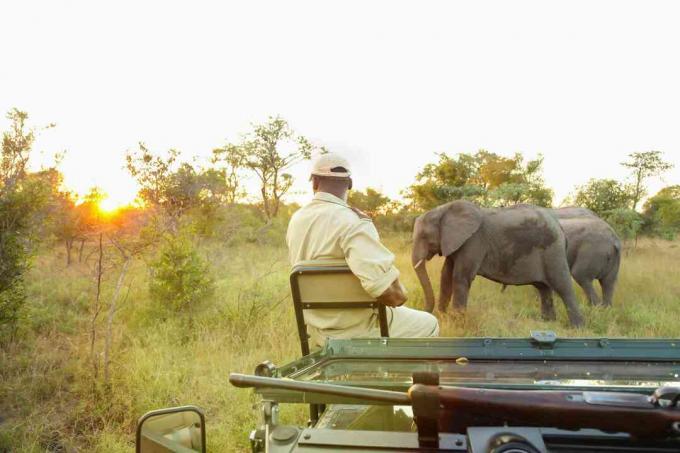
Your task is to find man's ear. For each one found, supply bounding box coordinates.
[312,175,319,192]
[348,178,353,190]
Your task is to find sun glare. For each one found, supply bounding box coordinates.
[97,197,121,214]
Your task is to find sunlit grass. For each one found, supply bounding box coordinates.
[1,235,679,451]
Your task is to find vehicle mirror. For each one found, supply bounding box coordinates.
[136,406,206,453]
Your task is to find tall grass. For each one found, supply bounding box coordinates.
[1,235,679,451]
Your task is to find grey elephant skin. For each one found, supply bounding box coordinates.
[412,200,585,327]
[552,207,621,307]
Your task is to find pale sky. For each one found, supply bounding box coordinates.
[1,0,679,207]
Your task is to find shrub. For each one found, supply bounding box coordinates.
[603,208,643,241]
[149,234,215,313]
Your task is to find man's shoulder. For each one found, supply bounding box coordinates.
[294,199,369,225]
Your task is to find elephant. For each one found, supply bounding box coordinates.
[412,200,585,327]
[552,207,621,307]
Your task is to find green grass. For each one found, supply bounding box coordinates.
[1,234,680,451]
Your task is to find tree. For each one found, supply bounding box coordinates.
[211,143,247,204]
[50,188,80,264]
[241,116,325,219]
[149,232,214,313]
[621,151,673,210]
[572,179,631,217]
[0,109,54,337]
[406,150,552,210]
[604,208,644,242]
[643,185,680,239]
[1,109,34,196]
[125,143,179,213]
[126,144,225,228]
[347,188,391,217]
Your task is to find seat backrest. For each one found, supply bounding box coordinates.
[290,260,389,355]
[294,260,375,305]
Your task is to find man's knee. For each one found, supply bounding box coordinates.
[422,311,439,337]
[390,307,439,338]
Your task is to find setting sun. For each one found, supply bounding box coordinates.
[97,197,123,214]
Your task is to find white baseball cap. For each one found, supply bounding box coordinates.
[310,152,351,178]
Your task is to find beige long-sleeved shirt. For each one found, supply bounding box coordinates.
[286,191,400,336]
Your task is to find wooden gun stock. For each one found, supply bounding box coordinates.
[413,384,680,438]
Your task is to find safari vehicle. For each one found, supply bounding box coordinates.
[136,263,680,452]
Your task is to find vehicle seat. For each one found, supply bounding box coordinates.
[290,259,389,356]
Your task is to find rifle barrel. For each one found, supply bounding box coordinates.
[229,373,410,405]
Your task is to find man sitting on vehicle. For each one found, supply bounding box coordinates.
[286,152,439,347]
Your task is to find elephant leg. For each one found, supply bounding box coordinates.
[451,276,472,311]
[438,257,454,312]
[546,266,585,328]
[450,257,480,311]
[599,278,615,307]
[597,248,620,308]
[574,275,601,306]
[599,266,618,307]
[570,260,601,306]
[533,283,556,321]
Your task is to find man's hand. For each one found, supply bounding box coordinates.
[377,278,407,307]
[349,206,371,220]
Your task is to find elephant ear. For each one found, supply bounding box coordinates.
[440,201,483,257]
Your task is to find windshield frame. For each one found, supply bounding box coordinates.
[256,337,680,404]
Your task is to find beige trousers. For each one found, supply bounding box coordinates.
[308,305,439,349]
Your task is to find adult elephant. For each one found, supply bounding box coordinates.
[552,207,621,307]
[412,200,585,327]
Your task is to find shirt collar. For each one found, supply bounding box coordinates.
[313,191,348,207]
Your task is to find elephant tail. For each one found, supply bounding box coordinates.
[500,284,508,293]
[600,241,621,305]
[603,242,621,282]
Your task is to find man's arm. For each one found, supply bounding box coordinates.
[340,218,406,306]
[377,278,407,307]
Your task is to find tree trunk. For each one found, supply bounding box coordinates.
[78,238,86,262]
[103,258,130,388]
[261,185,271,220]
[65,239,73,266]
[90,233,103,381]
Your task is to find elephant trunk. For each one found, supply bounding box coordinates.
[412,247,435,313]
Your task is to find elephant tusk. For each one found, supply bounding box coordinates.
[414,259,424,269]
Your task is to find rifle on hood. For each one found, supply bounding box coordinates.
[230,373,680,442]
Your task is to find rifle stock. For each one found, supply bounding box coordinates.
[415,384,680,438]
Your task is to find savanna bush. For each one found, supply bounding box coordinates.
[604,208,643,241]
[149,233,215,313]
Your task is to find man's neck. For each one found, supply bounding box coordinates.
[315,188,347,201]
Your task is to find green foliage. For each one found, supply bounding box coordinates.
[1,109,33,195]
[211,143,248,204]
[621,151,674,210]
[0,109,55,339]
[488,181,553,208]
[126,144,233,237]
[125,144,179,209]
[238,116,325,219]
[148,233,215,313]
[348,187,391,216]
[572,179,631,217]
[642,185,680,239]
[603,208,643,241]
[407,150,552,210]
